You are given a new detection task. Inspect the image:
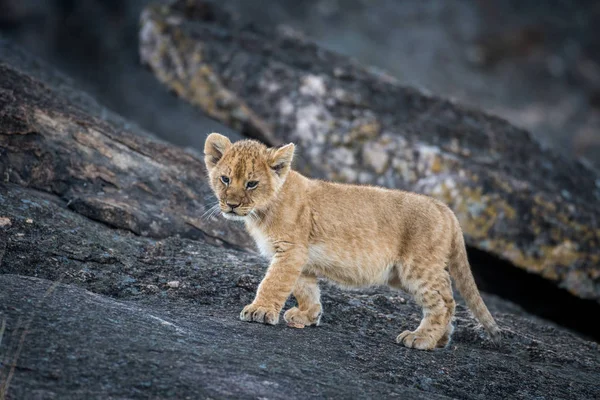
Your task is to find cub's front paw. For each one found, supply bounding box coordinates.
[240,303,280,325]
[396,330,437,350]
[283,305,322,327]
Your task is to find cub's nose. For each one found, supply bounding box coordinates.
[226,201,241,209]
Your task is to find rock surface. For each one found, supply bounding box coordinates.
[0,39,251,249]
[139,0,600,302]
[1,184,599,399]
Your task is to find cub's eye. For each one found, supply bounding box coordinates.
[246,180,259,189]
[220,176,230,185]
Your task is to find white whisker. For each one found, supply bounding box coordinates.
[201,204,221,220]
[210,206,222,219]
[200,204,216,219]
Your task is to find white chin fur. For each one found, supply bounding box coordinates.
[222,213,247,222]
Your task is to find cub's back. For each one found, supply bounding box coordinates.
[307,179,451,238]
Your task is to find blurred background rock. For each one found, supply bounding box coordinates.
[1,0,598,166]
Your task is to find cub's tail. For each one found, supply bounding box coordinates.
[448,219,501,343]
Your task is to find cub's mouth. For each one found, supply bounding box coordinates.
[222,211,248,221]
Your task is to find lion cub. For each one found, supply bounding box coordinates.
[204,133,500,350]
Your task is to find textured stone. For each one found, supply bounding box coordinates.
[1,183,599,400]
[0,39,252,249]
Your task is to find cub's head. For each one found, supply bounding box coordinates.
[204,133,295,221]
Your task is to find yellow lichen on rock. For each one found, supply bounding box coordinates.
[349,120,381,142]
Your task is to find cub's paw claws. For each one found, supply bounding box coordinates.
[396,330,436,350]
[240,303,279,325]
[283,305,322,327]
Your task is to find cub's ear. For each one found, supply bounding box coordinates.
[204,133,231,171]
[269,143,295,176]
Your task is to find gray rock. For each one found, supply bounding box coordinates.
[1,184,599,399]
[0,41,252,249]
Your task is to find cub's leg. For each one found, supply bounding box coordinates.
[240,245,307,325]
[432,271,456,348]
[436,322,455,348]
[394,264,455,350]
[284,273,322,326]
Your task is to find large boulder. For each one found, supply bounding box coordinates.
[0,39,251,249]
[139,0,600,302]
[1,184,599,399]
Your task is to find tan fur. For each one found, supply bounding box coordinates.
[204,133,500,350]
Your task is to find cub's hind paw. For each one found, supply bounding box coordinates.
[436,333,451,348]
[283,305,322,327]
[240,303,279,325]
[436,324,454,348]
[396,330,437,350]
